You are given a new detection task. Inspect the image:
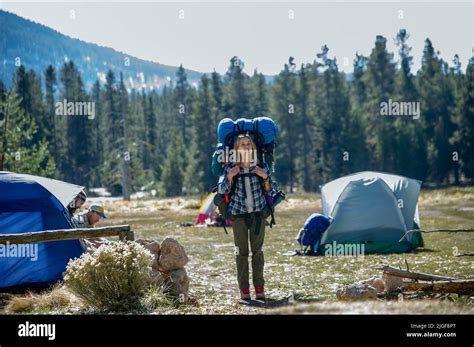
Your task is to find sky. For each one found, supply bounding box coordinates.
[1,1,472,75]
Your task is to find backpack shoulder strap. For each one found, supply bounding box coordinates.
[222,167,239,234]
[256,173,276,228]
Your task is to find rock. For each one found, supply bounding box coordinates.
[136,238,190,303]
[136,239,161,272]
[141,240,161,254]
[158,237,189,271]
[361,277,385,293]
[383,273,404,292]
[150,268,189,303]
[336,283,379,301]
[170,268,190,302]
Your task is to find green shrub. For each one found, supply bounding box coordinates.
[64,241,154,312]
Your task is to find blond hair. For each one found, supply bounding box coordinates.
[234,134,257,166]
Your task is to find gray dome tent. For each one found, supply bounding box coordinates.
[319,171,424,254]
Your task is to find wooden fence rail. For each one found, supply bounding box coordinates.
[0,225,134,245]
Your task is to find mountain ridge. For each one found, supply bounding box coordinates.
[0,9,204,91]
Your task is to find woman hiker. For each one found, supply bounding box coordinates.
[217,134,276,301]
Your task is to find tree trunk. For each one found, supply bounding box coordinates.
[376,265,455,281]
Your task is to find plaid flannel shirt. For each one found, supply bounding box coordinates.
[217,162,277,216]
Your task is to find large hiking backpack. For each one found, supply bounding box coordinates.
[211,116,284,233]
[296,213,332,254]
[211,117,279,177]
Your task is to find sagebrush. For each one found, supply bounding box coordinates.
[64,241,154,311]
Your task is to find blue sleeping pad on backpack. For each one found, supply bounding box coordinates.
[217,117,278,146]
[214,116,279,177]
[253,117,279,145]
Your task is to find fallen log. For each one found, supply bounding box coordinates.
[399,228,474,242]
[403,280,474,296]
[375,265,455,281]
[0,225,134,245]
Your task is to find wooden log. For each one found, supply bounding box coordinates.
[0,225,134,244]
[399,228,474,242]
[375,265,455,281]
[403,280,474,295]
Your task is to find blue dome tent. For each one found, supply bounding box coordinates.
[0,171,85,288]
[319,171,424,254]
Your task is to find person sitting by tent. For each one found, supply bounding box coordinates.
[217,134,276,301]
[73,204,107,250]
[73,203,106,227]
[67,190,87,216]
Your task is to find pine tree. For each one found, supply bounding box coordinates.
[160,129,185,197]
[271,58,297,191]
[351,53,368,108]
[210,70,224,149]
[312,46,355,181]
[183,143,204,195]
[450,58,474,181]
[394,29,427,180]
[448,54,465,184]
[417,39,456,183]
[118,72,131,200]
[347,53,370,175]
[0,91,55,176]
[224,56,250,117]
[44,65,58,164]
[87,79,104,187]
[249,69,268,116]
[104,70,119,146]
[142,91,156,171]
[211,69,224,121]
[363,35,397,172]
[175,65,190,143]
[102,70,123,194]
[295,64,315,191]
[127,88,152,192]
[156,84,173,178]
[184,75,214,194]
[59,61,93,185]
[14,66,47,145]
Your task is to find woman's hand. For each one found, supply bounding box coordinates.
[255,166,268,180]
[227,166,240,184]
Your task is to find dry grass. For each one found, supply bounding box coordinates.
[4,284,78,314]
[2,187,473,315]
[98,196,201,214]
[418,187,474,206]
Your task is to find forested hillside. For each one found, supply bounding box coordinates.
[1,27,472,197]
[0,10,203,91]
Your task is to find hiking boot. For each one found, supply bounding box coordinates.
[255,286,265,300]
[240,288,251,300]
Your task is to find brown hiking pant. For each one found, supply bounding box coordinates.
[231,212,265,289]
